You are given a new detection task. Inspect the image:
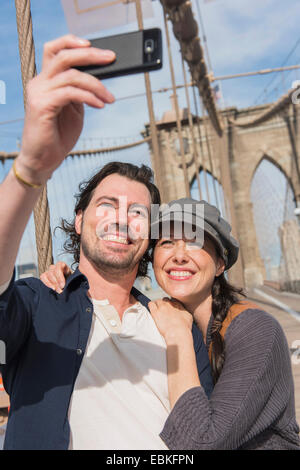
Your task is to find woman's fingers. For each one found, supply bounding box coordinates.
[39,272,53,289]
[40,262,70,293]
[61,262,72,277]
[40,267,62,293]
[150,298,193,331]
[55,261,70,289]
[47,68,115,104]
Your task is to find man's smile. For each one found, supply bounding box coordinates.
[100,233,131,245]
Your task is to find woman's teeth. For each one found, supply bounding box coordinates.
[102,234,129,244]
[169,270,193,278]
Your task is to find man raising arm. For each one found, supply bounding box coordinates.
[0,34,213,450]
[0,34,115,286]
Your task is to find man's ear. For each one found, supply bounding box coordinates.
[75,210,83,235]
[216,257,225,277]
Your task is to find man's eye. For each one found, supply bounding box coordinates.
[96,203,116,217]
[129,208,147,218]
[99,202,114,208]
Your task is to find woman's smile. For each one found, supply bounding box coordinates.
[165,268,196,281]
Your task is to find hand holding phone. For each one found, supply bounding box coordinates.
[17,35,116,186]
[77,28,163,79]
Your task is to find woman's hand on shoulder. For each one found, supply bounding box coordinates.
[149,297,193,342]
[40,261,72,293]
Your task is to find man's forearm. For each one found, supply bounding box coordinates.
[0,164,43,285]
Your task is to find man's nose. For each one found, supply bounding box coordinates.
[116,206,129,227]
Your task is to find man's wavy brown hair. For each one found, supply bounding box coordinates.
[58,161,161,278]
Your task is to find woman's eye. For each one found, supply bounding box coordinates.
[185,241,203,250]
[160,240,173,247]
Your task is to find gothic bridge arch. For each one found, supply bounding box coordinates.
[145,102,300,288]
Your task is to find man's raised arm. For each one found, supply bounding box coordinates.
[0,35,115,285]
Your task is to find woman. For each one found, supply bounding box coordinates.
[41,197,300,450]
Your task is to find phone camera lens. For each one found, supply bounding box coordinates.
[145,39,154,54]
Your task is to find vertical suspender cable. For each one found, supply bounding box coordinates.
[199,96,220,208]
[14,0,53,275]
[283,109,300,188]
[191,85,210,202]
[135,0,164,199]
[194,0,213,73]
[180,52,202,199]
[163,7,190,197]
[194,0,220,208]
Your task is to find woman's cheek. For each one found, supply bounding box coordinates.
[153,264,166,289]
[153,249,164,271]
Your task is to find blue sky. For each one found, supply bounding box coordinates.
[1,0,300,153]
[0,0,299,278]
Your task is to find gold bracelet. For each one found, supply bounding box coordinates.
[12,160,43,189]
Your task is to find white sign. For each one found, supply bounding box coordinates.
[61,0,154,36]
[0,80,6,104]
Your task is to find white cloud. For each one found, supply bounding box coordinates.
[202,0,300,70]
[196,0,300,107]
[2,0,300,148]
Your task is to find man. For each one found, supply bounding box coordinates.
[0,35,212,450]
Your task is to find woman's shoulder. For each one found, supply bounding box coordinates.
[224,300,261,326]
[222,300,292,385]
[221,299,285,346]
[223,299,285,343]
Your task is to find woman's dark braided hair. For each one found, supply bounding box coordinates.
[210,273,245,384]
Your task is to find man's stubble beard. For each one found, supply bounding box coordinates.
[80,227,145,275]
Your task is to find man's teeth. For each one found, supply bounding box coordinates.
[102,235,129,244]
[169,271,193,278]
